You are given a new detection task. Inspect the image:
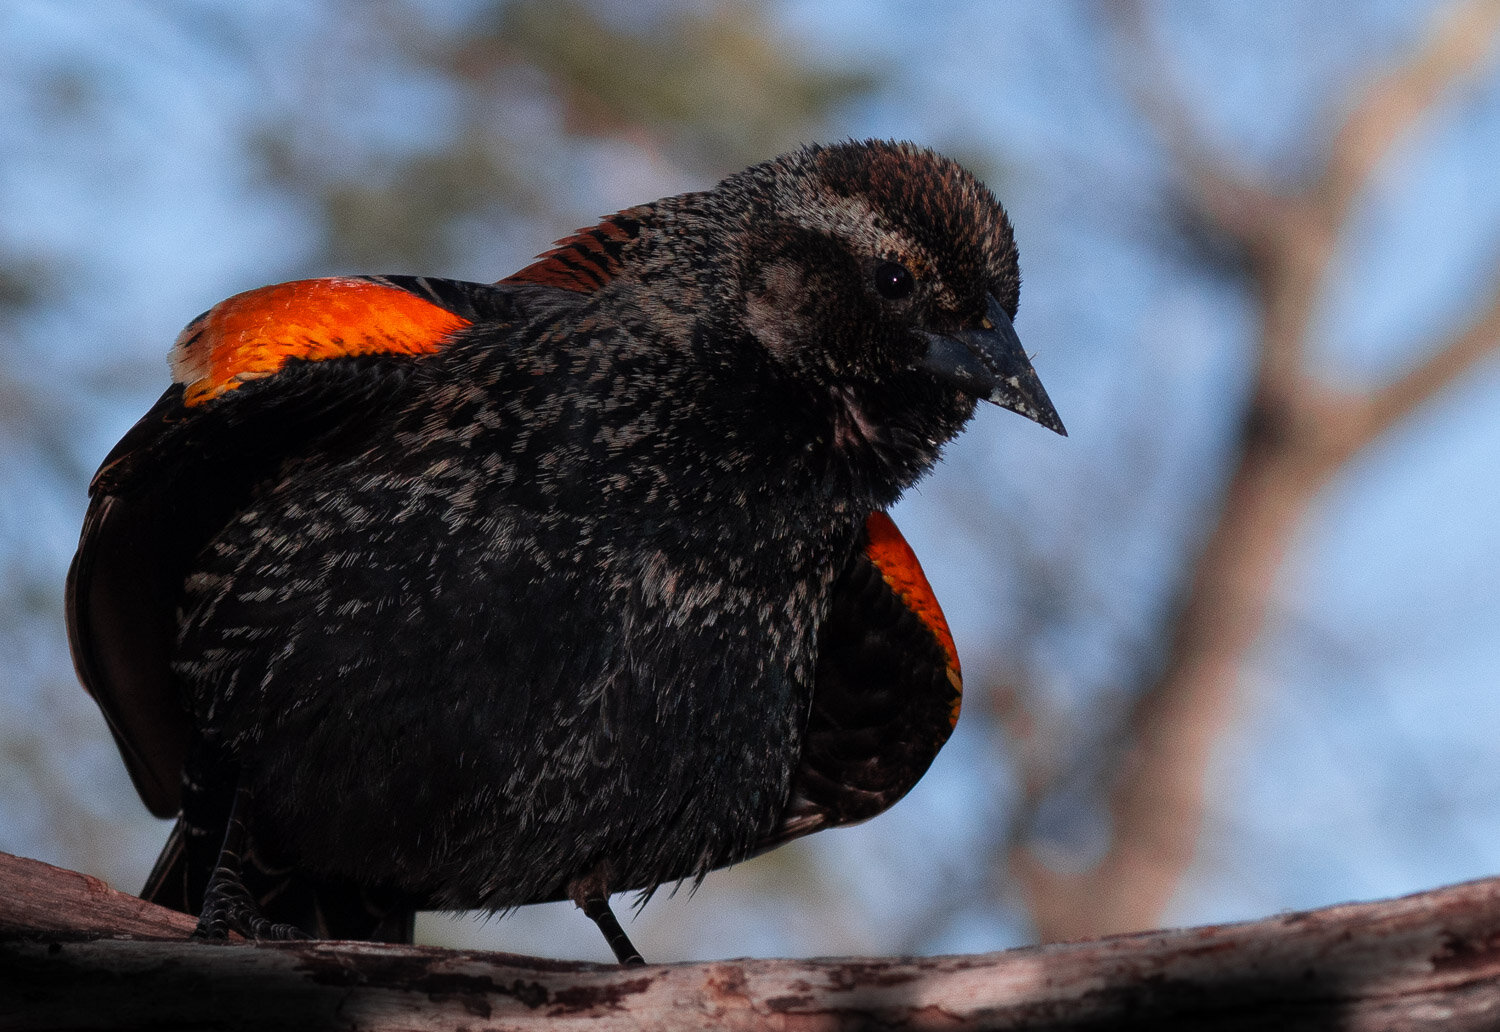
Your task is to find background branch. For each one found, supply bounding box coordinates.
[1011,0,1500,941]
[1323,0,1500,221]
[1344,281,1500,457]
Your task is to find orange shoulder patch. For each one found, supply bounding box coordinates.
[170,278,471,407]
[863,511,963,721]
[500,212,642,294]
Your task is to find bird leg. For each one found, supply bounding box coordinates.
[569,867,644,965]
[194,781,307,941]
[580,896,644,965]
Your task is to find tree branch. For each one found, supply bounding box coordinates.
[1337,279,1500,461]
[1322,0,1500,223]
[0,848,199,941]
[6,851,1500,1030]
[1108,0,1288,252]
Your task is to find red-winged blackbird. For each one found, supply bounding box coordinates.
[67,140,1063,962]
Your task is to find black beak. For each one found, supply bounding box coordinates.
[919,296,1066,435]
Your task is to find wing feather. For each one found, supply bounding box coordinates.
[67,277,498,816]
[757,511,962,852]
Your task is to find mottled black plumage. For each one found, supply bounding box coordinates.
[67,141,1063,960]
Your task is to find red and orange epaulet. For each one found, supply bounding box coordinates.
[862,511,963,724]
[169,277,472,407]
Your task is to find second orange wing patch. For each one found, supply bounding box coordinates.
[863,511,963,724]
[170,278,472,407]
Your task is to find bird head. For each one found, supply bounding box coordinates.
[725,141,1064,458]
[502,140,1063,503]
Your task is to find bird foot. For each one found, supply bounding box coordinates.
[193,862,308,941]
[191,779,308,942]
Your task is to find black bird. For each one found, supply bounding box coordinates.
[66,140,1064,962]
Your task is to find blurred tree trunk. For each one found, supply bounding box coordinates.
[1013,0,1500,941]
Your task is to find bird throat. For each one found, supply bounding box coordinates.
[831,383,879,452]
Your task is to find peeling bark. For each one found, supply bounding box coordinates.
[4,851,1500,1030]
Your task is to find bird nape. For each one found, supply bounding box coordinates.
[66,140,1064,964]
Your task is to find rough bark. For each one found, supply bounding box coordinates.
[5,850,1500,1030]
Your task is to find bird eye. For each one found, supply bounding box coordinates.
[873,261,914,301]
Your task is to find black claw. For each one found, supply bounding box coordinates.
[192,781,309,942]
[195,860,307,940]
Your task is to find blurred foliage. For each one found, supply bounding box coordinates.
[0,257,52,320]
[480,0,877,167]
[259,131,542,274]
[254,0,878,275]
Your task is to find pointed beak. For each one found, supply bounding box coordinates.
[919,296,1066,435]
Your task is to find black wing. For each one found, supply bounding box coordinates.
[65,275,508,818]
[759,511,963,852]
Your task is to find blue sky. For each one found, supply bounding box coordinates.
[2,0,1498,961]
